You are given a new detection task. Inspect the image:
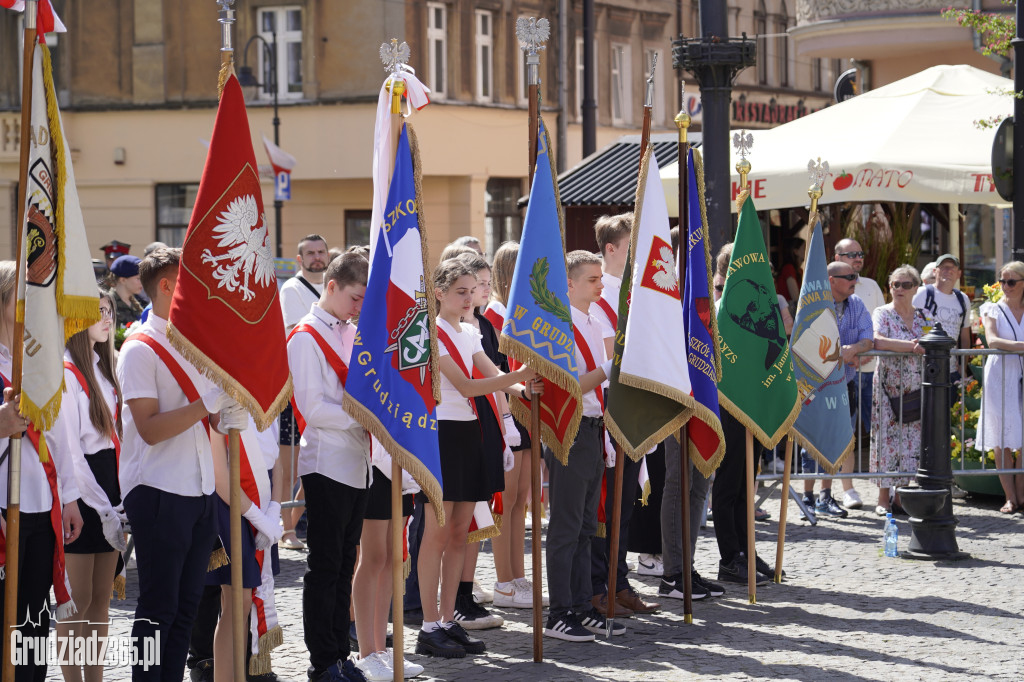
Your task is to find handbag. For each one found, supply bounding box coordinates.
[888,390,921,423]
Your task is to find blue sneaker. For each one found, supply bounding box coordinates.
[295,511,308,540]
[815,491,849,518]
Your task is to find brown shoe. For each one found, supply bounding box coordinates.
[616,587,660,614]
[591,592,633,618]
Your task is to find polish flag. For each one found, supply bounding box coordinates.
[0,0,67,36]
[262,135,296,176]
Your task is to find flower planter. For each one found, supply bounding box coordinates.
[968,363,985,385]
[952,457,1004,497]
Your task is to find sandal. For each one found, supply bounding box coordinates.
[279,529,305,550]
[754,507,771,522]
[999,500,1016,514]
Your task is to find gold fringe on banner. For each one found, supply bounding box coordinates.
[207,547,229,572]
[247,625,283,676]
[112,575,126,601]
[692,149,723,382]
[790,427,855,477]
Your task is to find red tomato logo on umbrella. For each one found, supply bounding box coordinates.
[833,171,853,191]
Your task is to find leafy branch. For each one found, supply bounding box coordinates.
[529,257,572,325]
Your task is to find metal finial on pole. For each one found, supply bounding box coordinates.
[807,157,829,216]
[217,0,236,96]
[517,17,550,88]
[380,39,411,115]
[733,129,753,190]
[645,52,657,109]
[675,81,691,146]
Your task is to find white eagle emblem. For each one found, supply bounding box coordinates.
[651,246,677,291]
[201,195,275,302]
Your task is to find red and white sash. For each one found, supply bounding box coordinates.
[125,332,210,436]
[595,297,618,331]
[287,323,349,436]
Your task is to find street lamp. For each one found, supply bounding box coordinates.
[237,31,284,258]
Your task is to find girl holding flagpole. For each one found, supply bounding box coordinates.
[56,288,128,682]
[416,259,537,659]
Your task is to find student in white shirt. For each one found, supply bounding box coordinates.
[118,248,243,681]
[544,251,622,643]
[590,214,631,346]
[56,289,129,682]
[415,259,536,660]
[288,252,374,682]
[0,260,83,682]
[279,234,330,551]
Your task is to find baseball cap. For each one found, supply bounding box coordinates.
[935,253,960,268]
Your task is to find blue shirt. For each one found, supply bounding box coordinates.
[836,293,873,384]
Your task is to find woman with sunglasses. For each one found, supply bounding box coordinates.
[870,265,932,516]
[976,261,1024,514]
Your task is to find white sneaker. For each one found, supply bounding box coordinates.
[636,553,664,576]
[354,652,393,682]
[513,577,549,607]
[492,580,531,608]
[384,648,424,678]
[472,580,492,604]
[842,489,863,509]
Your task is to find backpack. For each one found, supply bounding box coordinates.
[922,284,967,333]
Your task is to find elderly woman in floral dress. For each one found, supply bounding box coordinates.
[870,265,933,516]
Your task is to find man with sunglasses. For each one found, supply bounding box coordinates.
[800,262,874,519]
[833,239,884,510]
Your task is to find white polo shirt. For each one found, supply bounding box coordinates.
[436,317,483,422]
[854,275,885,372]
[280,274,323,331]
[117,314,217,498]
[288,305,371,489]
[0,345,80,513]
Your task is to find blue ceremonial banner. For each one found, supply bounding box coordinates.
[789,219,854,474]
[343,124,444,516]
[682,148,725,477]
[499,117,582,464]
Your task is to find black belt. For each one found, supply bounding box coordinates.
[581,415,604,426]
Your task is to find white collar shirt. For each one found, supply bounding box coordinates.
[853,275,885,372]
[571,306,607,418]
[589,271,622,337]
[0,345,81,512]
[280,274,323,331]
[117,314,216,498]
[287,306,371,488]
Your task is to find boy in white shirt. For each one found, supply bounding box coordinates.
[287,252,371,682]
[118,248,244,680]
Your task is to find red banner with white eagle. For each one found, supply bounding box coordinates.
[167,74,292,429]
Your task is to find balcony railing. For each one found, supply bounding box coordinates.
[796,0,950,25]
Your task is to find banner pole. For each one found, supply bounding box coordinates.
[605,444,625,638]
[774,438,794,582]
[391,460,404,682]
[3,5,36,680]
[745,430,757,604]
[675,80,693,624]
[517,15,547,663]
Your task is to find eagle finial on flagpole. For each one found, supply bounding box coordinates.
[380,38,410,114]
[733,129,753,190]
[807,157,829,215]
[216,0,236,97]
[516,17,550,88]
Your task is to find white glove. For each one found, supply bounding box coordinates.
[112,503,128,524]
[243,503,282,550]
[503,444,515,472]
[201,387,231,414]
[216,401,248,434]
[604,431,616,468]
[98,508,127,552]
[266,501,282,530]
[502,414,521,448]
[600,359,614,380]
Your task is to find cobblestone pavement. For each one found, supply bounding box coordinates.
[45,478,1024,680]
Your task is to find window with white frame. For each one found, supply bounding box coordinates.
[574,37,598,122]
[644,48,662,123]
[610,43,631,125]
[257,6,303,101]
[427,3,447,99]
[475,10,493,103]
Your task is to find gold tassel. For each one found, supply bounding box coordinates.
[596,522,606,539]
[207,547,229,572]
[403,555,411,581]
[112,575,126,601]
[640,480,651,506]
[217,55,234,99]
[466,524,500,544]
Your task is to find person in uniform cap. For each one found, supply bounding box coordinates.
[110,255,145,329]
[100,240,131,269]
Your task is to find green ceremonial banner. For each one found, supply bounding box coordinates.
[716,197,800,448]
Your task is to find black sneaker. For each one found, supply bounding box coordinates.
[799,492,816,521]
[578,607,626,636]
[189,659,214,682]
[717,554,768,586]
[341,659,368,682]
[692,571,725,597]
[815,491,849,518]
[754,555,786,580]
[415,628,466,658]
[543,612,596,642]
[453,594,504,630]
[658,573,708,601]
[440,621,486,654]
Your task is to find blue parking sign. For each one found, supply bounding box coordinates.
[275,170,291,201]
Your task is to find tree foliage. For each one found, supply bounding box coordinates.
[941,2,1016,57]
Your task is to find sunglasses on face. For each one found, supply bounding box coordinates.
[837,251,865,259]
[1000,278,1024,288]
[831,273,857,282]
[890,281,916,290]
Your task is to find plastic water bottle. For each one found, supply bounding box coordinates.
[884,513,899,557]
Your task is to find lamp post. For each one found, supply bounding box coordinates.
[238,31,284,258]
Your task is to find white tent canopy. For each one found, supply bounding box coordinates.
[661,64,1013,215]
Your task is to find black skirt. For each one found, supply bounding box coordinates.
[474,397,506,499]
[65,449,121,555]
[206,498,261,589]
[365,468,414,520]
[439,419,501,502]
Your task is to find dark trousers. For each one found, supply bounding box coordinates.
[544,417,604,617]
[711,411,749,564]
[124,485,216,682]
[0,510,54,682]
[660,435,711,577]
[591,451,643,596]
[302,473,368,673]
[403,493,426,612]
[629,442,665,554]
